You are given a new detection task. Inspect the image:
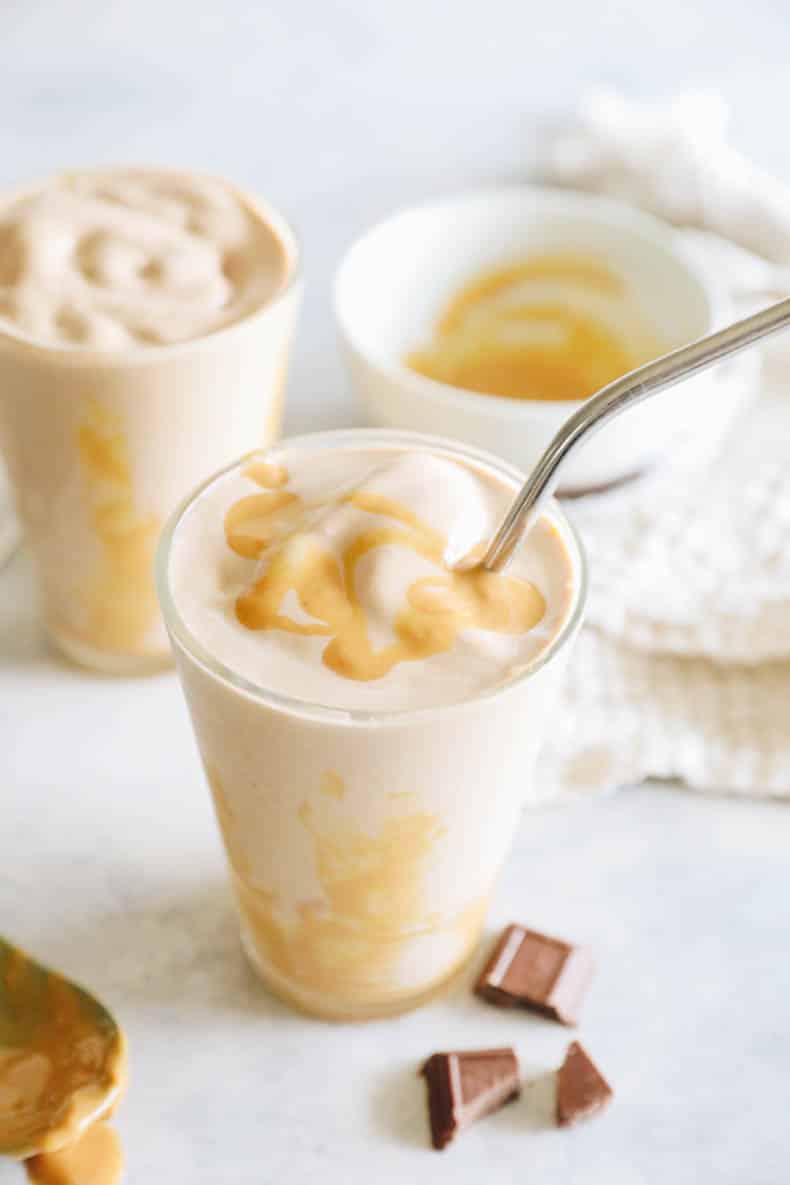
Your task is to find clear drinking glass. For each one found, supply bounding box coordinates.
[0,179,300,673]
[158,429,587,1020]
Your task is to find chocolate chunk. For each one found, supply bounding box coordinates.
[420,1048,520,1149]
[475,924,594,1025]
[556,1041,613,1126]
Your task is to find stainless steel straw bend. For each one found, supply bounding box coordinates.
[478,295,790,573]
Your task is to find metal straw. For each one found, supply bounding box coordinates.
[478,295,790,572]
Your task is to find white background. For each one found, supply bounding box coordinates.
[2,4,789,1183]
[2,0,789,436]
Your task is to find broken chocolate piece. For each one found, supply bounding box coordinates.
[556,1041,613,1126]
[475,924,594,1025]
[420,1047,520,1150]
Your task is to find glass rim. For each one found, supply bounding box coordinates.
[156,428,588,727]
[0,167,302,366]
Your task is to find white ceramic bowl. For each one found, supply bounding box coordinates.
[335,186,741,492]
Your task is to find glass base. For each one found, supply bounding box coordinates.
[239,922,481,1022]
[49,630,174,676]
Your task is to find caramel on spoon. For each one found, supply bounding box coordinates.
[0,938,126,1181]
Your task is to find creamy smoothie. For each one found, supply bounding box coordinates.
[0,168,300,671]
[160,430,585,1019]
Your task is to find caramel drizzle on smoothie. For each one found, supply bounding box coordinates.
[76,399,160,653]
[243,460,290,489]
[407,253,659,403]
[224,481,546,683]
[210,767,487,1006]
[0,943,126,1183]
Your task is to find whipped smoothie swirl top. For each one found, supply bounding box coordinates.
[0,168,289,349]
[168,444,577,711]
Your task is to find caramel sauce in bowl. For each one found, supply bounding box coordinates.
[406,254,662,404]
[335,186,732,493]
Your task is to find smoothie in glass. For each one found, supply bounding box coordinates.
[0,167,300,672]
[158,430,586,1019]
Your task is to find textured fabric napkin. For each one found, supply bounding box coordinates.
[534,92,790,801]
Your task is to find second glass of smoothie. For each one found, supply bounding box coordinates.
[0,168,300,672]
[158,429,586,1020]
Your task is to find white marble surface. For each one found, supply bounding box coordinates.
[3,545,790,1184]
[2,4,790,1182]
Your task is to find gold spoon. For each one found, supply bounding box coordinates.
[0,937,126,1161]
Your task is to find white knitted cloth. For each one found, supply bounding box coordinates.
[535,93,790,800]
